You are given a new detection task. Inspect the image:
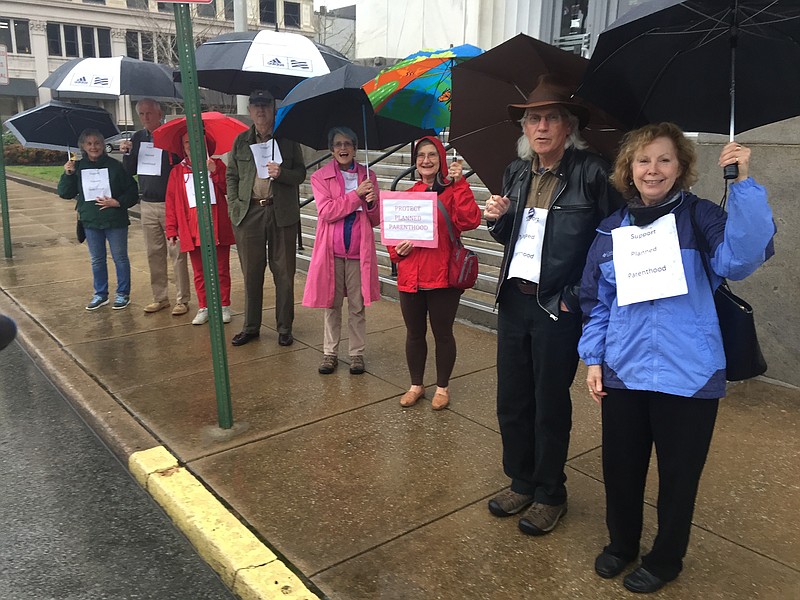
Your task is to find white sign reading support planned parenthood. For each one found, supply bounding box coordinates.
[612,213,688,306]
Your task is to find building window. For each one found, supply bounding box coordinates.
[224,0,234,20]
[126,30,139,59]
[157,2,173,13]
[64,25,79,57]
[284,2,300,28]
[0,18,31,54]
[141,32,154,61]
[81,26,96,57]
[126,0,149,8]
[98,28,111,57]
[83,0,106,4]
[260,0,276,24]
[197,0,217,18]
[46,23,61,56]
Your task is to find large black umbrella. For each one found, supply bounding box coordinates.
[273,64,434,151]
[577,0,800,137]
[3,101,119,152]
[176,30,350,98]
[40,56,182,101]
[449,34,624,194]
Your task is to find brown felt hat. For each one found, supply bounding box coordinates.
[508,74,590,129]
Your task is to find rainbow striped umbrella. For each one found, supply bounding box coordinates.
[362,44,482,130]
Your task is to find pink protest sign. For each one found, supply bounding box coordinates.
[380,191,438,248]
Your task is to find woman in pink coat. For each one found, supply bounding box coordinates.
[303,126,380,375]
[165,132,236,326]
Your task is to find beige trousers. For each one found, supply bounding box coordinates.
[140,201,190,304]
[323,257,366,356]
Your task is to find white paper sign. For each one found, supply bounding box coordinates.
[81,168,112,201]
[136,142,163,176]
[507,208,548,283]
[249,142,283,179]
[379,192,438,247]
[184,173,217,208]
[612,213,688,306]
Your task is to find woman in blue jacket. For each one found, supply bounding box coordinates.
[579,123,775,593]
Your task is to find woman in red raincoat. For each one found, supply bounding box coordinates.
[388,136,482,410]
[165,132,235,325]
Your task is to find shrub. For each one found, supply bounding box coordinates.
[3,143,64,166]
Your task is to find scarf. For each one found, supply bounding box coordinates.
[628,189,683,226]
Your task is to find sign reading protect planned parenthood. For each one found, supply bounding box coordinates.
[380,191,438,248]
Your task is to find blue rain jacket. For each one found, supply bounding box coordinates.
[578,179,775,398]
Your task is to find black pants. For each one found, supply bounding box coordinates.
[399,288,462,388]
[602,388,719,581]
[496,284,581,504]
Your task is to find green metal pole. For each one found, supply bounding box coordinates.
[174,3,233,429]
[0,132,12,258]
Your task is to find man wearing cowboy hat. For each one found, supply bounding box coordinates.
[484,75,622,535]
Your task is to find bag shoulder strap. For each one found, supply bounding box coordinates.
[436,198,463,248]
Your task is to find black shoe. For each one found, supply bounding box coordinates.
[278,332,294,346]
[594,551,632,579]
[231,331,260,346]
[623,567,668,593]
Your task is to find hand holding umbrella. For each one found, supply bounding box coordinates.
[720,141,751,182]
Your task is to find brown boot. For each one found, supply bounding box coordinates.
[318,354,338,374]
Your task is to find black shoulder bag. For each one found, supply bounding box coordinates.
[689,201,767,381]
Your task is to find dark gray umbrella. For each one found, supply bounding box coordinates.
[274,64,434,150]
[40,56,182,101]
[577,0,800,142]
[3,101,119,152]
[176,30,350,98]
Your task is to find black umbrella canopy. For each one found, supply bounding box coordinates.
[177,30,351,98]
[577,0,800,135]
[449,34,624,194]
[274,64,434,150]
[40,56,182,101]
[3,101,119,152]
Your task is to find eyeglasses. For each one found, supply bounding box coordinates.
[332,141,355,149]
[524,113,563,125]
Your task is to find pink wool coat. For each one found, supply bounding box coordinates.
[302,160,381,308]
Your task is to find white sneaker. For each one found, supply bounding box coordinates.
[192,308,209,325]
[222,306,232,324]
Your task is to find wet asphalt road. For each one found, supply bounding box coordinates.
[0,340,236,600]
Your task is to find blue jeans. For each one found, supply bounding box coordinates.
[84,227,130,298]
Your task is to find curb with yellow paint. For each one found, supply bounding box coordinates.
[130,447,319,600]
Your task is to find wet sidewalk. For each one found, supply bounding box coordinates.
[1,178,798,599]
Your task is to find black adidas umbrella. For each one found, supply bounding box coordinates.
[40,56,182,101]
[177,30,350,98]
[3,101,119,152]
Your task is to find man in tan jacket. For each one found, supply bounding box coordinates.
[226,89,307,347]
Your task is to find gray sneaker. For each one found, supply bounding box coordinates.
[488,489,535,517]
[349,355,365,375]
[318,354,338,374]
[518,501,567,536]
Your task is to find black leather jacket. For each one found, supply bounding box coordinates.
[488,147,621,319]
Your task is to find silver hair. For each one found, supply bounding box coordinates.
[135,98,163,116]
[516,108,588,161]
[327,125,358,150]
[78,128,107,152]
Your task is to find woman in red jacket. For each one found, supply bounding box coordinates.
[165,132,235,325]
[388,136,482,410]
